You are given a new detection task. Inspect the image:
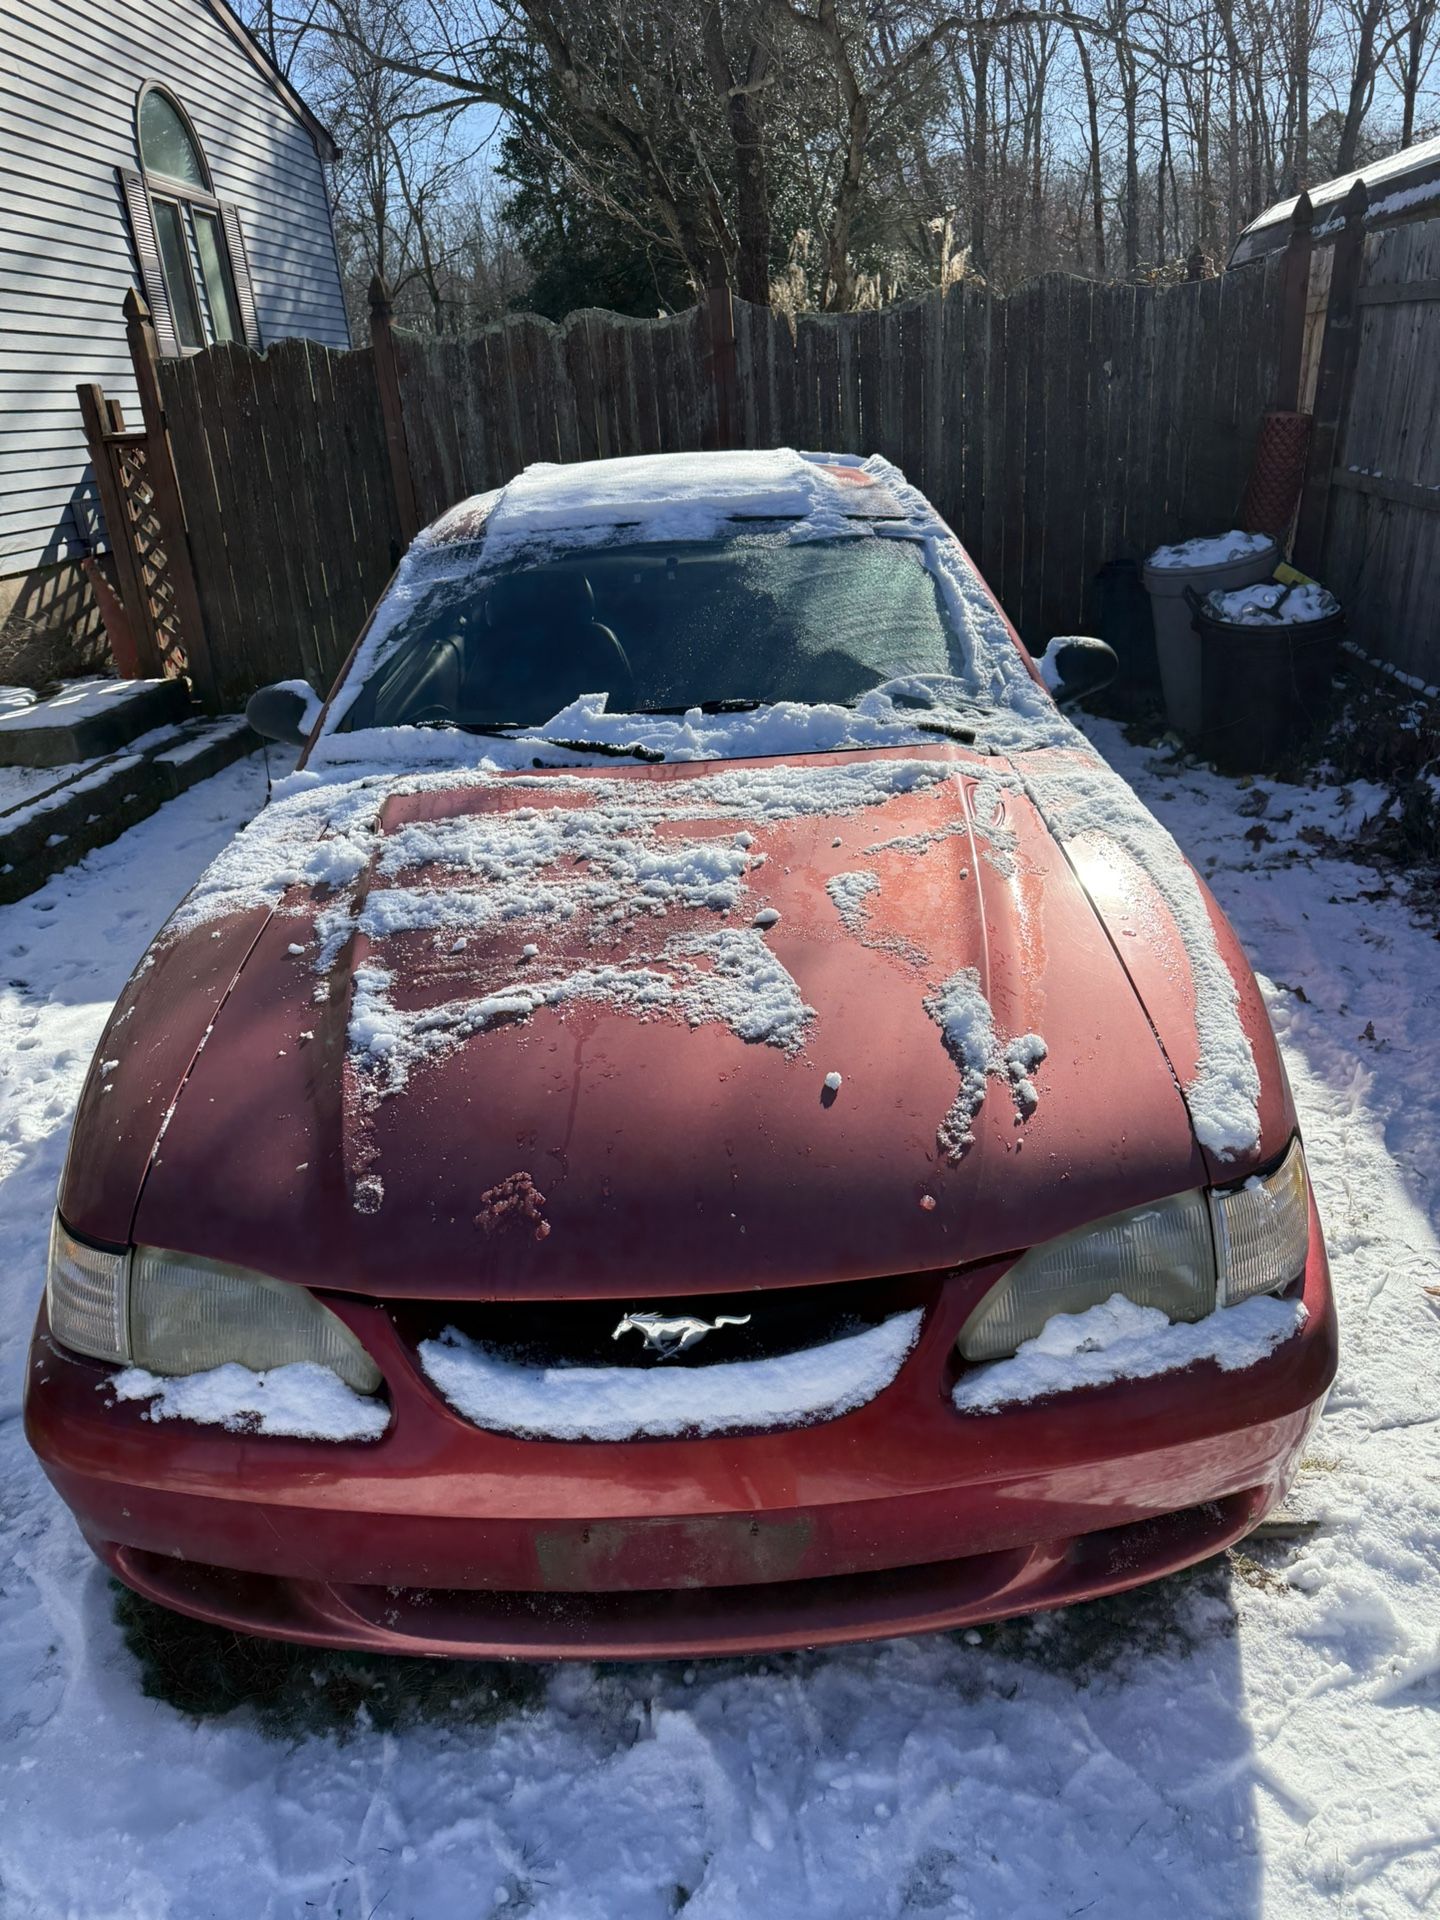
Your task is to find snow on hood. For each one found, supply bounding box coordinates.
[826,868,880,931]
[128,739,1219,1293]
[924,969,1047,1157]
[169,755,965,936]
[1014,750,1262,1158]
[418,1309,922,1440]
[162,734,1261,1184]
[349,927,816,1097]
[328,755,959,1096]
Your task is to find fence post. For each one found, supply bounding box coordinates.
[76,381,155,677]
[121,289,221,708]
[1275,190,1314,412]
[369,276,420,545]
[704,287,739,451]
[1294,179,1368,571]
[79,555,146,680]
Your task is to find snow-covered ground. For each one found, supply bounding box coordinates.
[2,726,1438,1919]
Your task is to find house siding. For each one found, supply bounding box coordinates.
[0,0,349,575]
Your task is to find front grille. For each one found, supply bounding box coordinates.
[391,1273,934,1369]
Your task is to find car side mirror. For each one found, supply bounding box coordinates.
[1041,635,1119,707]
[245,681,317,747]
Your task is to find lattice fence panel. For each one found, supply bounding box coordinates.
[111,437,189,679]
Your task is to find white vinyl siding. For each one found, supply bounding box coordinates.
[0,0,349,572]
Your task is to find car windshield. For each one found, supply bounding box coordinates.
[340,527,978,732]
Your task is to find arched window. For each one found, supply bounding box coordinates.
[117,86,260,356]
[138,89,210,191]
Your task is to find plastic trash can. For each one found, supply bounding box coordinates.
[1186,581,1346,774]
[1142,533,1279,733]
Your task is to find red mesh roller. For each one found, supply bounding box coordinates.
[1240,410,1313,541]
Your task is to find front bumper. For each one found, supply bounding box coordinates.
[25,1209,1337,1660]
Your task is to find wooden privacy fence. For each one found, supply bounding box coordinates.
[87,260,1291,707]
[1301,196,1440,684]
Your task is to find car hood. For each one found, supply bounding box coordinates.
[67,743,1287,1300]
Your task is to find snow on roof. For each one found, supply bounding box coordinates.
[424,452,908,555]
[480,449,846,544]
[1236,129,1440,250]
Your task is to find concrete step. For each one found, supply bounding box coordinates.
[0,716,256,905]
[150,716,260,796]
[0,677,192,768]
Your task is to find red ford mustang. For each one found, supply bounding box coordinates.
[26,451,1336,1659]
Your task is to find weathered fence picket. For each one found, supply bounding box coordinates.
[114,261,1291,706]
[1320,214,1440,681]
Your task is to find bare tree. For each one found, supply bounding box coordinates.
[1384,0,1440,143]
[1335,0,1391,170]
[246,0,1440,313]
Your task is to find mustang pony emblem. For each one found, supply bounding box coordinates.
[612,1311,752,1360]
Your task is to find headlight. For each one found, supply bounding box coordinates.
[45,1221,381,1394]
[957,1137,1312,1362]
[46,1216,129,1365]
[958,1189,1216,1361]
[1211,1137,1311,1305]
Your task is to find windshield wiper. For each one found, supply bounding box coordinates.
[412,717,665,762]
[412,718,530,736]
[635,698,763,715]
[532,739,667,764]
[913,717,977,744]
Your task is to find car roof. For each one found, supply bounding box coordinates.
[425,450,907,549]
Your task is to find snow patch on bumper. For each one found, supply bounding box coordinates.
[110,1361,391,1441]
[952,1292,1307,1413]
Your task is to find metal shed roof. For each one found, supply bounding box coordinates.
[1230,131,1440,266]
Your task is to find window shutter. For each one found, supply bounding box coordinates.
[117,168,180,357]
[219,203,264,349]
